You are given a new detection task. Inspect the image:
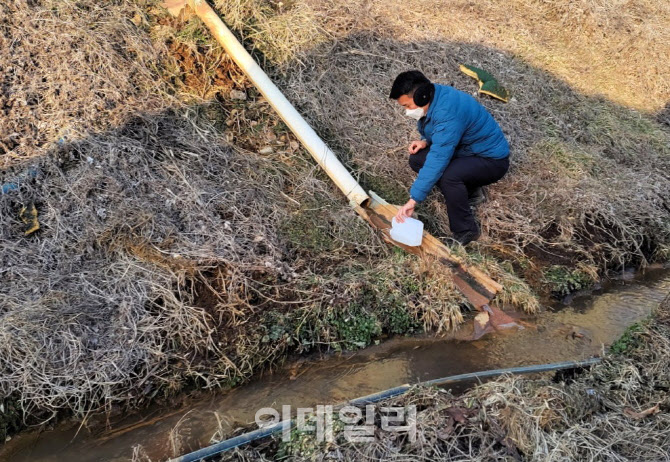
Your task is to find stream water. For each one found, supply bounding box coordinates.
[2,266,669,462]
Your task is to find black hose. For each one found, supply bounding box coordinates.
[169,357,600,462]
[425,358,602,387]
[170,420,292,462]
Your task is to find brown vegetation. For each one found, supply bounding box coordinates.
[218,0,670,270]
[0,0,494,429]
[0,0,668,444]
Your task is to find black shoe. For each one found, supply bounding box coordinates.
[453,228,481,246]
[468,187,486,207]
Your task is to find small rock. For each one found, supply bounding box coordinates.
[289,141,299,150]
[259,146,273,154]
[229,89,247,100]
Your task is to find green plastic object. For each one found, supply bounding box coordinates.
[459,64,509,102]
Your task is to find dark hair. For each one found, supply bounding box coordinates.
[389,70,434,106]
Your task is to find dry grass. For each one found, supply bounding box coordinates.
[0,0,171,168]
[0,0,484,429]
[226,0,670,112]
[0,0,668,442]
[214,0,324,67]
[221,0,670,270]
[1,109,275,418]
[1,95,429,423]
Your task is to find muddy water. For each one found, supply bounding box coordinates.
[3,267,670,462]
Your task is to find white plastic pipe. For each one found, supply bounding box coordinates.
[184,0,370,207]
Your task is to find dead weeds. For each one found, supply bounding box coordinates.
[224,0,670,273]
[1,0,668,445]
[0,0,479,431]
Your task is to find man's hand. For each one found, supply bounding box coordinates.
[395,199,417,223]
[408,140,428,154]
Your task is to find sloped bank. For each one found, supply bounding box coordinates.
[1,0,669,447]
[0,0,533,440]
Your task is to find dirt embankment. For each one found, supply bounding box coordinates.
[0,0,668,444]
[0,0,496,435]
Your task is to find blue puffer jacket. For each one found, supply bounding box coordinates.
[409,84,509,202]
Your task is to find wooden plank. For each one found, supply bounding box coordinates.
[354,191,502,310]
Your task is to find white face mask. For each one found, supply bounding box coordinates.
[405,107,425,120]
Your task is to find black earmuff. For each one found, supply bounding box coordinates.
[412,83,434,107]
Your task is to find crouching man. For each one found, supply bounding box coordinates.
[390,70,510,245]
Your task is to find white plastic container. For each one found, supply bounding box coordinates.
[390,216,424,246]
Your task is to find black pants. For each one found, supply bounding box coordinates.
[409,148,509,235]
